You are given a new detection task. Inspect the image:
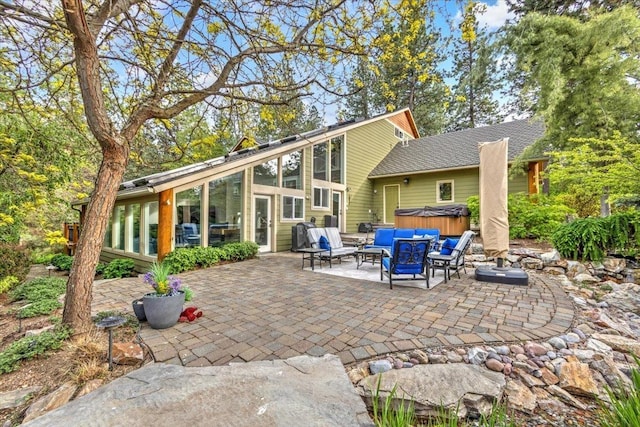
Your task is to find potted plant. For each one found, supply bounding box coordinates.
[140,261,188,329]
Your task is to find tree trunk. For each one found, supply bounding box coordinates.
[62,142,129,334]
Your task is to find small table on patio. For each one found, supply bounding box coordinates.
[355,248,385,269]
[298,248,326,271]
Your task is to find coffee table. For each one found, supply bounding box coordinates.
[355,248,385,269]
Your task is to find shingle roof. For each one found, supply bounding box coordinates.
[368,119,545,178]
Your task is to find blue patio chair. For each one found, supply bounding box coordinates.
[380,238,433,289]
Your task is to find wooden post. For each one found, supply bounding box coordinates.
[157,189,173,261]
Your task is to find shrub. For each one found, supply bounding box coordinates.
[466,194,573,241]
[95,262,107,276]
[163,241,260,274]
[102,259,136,279]
[50,253,73,271]
[553,211,640,261]
[0,325,71,374]
[0,276,19,294]
[0,244,31,283]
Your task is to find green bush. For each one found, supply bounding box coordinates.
[553,211,640,261]
[95,262,107,276]
[466,194,573,240]
[32,251,55,265]
[0,325,71,374]
[102,259,136,279]
[0,244,31,283]
[50,253,73,271]
[0,276,19,294]
[164,241,259,274]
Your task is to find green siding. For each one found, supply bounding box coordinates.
[344,120,400,232]
[372,167,531,215]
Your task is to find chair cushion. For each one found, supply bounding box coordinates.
[373,228,396,247]
[440,238,459,255]
[394,229,415,239]
[325,227,343,249]
[319,235,330,250]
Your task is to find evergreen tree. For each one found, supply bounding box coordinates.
[447,2,503,131]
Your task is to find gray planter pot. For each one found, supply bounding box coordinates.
[132,298,146,321]
[142,292,185,329]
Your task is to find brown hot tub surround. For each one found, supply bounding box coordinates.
[394,204,470,237]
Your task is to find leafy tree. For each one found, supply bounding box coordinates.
[446,2,503,131]
[0,0,382,333]
[342,0,449,135]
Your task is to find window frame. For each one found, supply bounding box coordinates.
[436,180,454,203]
[313,186,330,209]
[282,195,304,221]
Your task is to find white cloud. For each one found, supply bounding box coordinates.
[476,0,515,30]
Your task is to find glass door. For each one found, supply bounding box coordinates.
[254,196,271,252]
[332,191,342,231]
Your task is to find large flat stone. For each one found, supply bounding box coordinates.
[358,364,505,420]
[23,355,372,427]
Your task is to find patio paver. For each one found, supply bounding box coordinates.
[91,252,575,366]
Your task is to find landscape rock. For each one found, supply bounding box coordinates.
[574,273,599,283]
[602,257,626,274]
[547,385,587,410]
[601,283,640,313]
[524,342,548,357]
[586,338,612,354]
[504,380,536,414]
[409,349,430,365]
[558,356,599,398]
[484,358,504,372]
[25,356,370,427]
[590,357,632,390]
[359,364,505,421]
[0,386,42,410]
[76,380,103,399]
[591,333,640,356]
[521,257,543,270]
[25,326,55,337]
[112,342,144,365]
[22,382,77,424]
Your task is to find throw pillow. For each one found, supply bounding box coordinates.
[440,238,459,255]
[319,235,330,250]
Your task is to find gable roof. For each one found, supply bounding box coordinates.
[368,119,545,178]
[113,108,417,199]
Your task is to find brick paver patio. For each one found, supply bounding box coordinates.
[91,252,575,367]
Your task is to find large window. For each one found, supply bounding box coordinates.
[282,150,302,189]
[253,158,278,187]
[128,204,140,253]
[282,196,304,220]
[330,136,343,183]
[437,180,454,203]
[313,142,328,181]
[144,201,158,256]
[208,172,243,247]
[113,205,125,250]
[313,187,330,209]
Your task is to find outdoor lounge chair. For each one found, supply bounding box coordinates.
[306,227,357,267]
[380,238,433,289]
[427,230,476,283]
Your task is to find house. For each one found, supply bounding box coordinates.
[82,111,545,269]
[86,109,419,269]
[367,119,546,228]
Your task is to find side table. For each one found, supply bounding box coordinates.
[298,248,326,271]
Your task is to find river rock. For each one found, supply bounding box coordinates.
[468,347,488,365]
[485,358,504,372]
[369,360,393,374]
[524,342,548,357]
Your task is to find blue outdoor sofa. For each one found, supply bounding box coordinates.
[364,228,441,254]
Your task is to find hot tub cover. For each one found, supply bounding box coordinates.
[395,204,470,218]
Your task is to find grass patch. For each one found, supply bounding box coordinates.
[0,326,71,374]
[371,376,417,427]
